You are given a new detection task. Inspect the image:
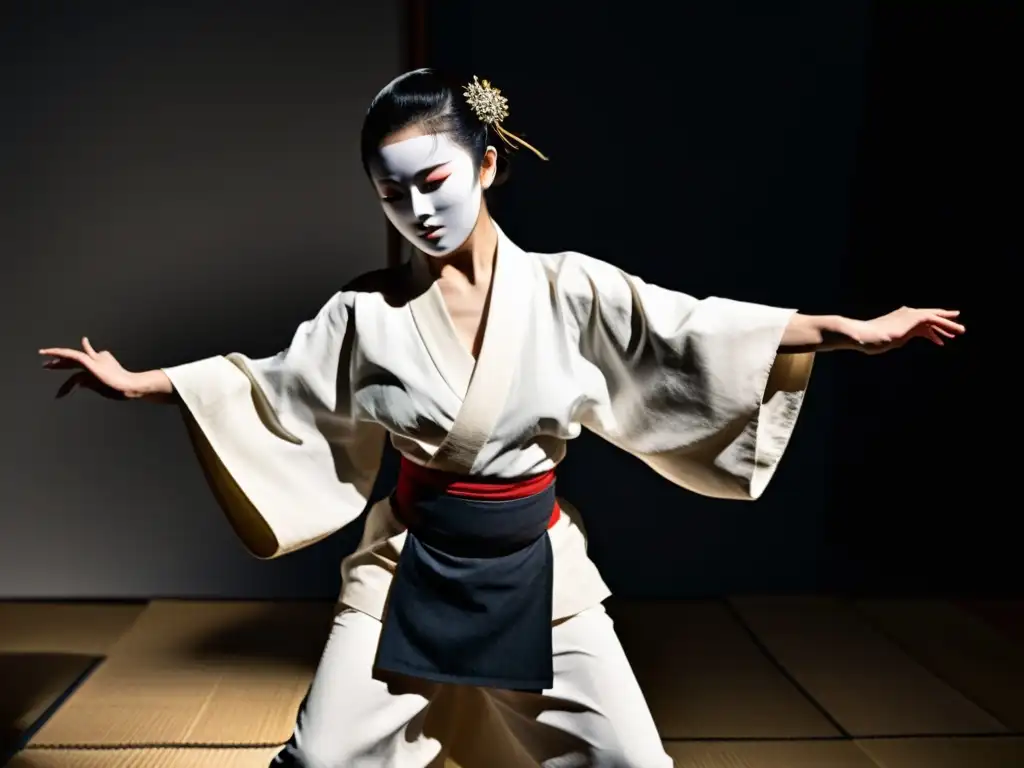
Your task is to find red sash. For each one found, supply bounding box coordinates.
[395,457,560,529]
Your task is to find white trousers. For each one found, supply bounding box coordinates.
[272,604,672,767]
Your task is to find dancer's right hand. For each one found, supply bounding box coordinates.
[39,337,171,400]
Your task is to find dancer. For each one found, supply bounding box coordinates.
[40,69,964,767]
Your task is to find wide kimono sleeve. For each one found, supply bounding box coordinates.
[160,291,386,559]
[558,253,815,501]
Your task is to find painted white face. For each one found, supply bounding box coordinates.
[370,133,485,257]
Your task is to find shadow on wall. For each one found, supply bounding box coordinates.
[2,0,403,600]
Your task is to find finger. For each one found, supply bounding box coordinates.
[928,309,960,318]
[82,337,98,357]
[40,347,80,357]
[926,328,945,346]
[929,315,965,334]
[38,348,92,366]
[932,325,956,339]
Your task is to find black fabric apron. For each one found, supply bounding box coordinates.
[373,481,557,692]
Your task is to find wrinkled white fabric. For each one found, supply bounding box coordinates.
[162,221,814,766]
[163,222,814,589]
[271,605,672,768]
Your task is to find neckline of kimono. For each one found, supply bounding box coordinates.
[417,221,532,472]
[417,258,489,365]
[408,223,512,398]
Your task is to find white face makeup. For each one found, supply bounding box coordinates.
[370,133,487,257]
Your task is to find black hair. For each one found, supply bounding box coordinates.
[360,68,510,186]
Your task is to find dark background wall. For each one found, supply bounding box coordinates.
[425,2,860,597]
[2,1,1008,599]
[423,0,1005,597]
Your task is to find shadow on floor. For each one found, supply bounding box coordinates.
[0,652,101,765]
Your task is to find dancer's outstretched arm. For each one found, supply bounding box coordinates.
[39,337,174,402]
[779,307,964,354]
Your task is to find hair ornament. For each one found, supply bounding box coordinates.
[463,76,548,161]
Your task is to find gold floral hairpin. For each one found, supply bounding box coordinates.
[463,76,549,161]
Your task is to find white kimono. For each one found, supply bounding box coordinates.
[162,223,814,766]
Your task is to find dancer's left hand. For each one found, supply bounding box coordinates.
[846,307,964,354]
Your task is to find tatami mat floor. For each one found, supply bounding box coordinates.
[2,597,1022,767]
